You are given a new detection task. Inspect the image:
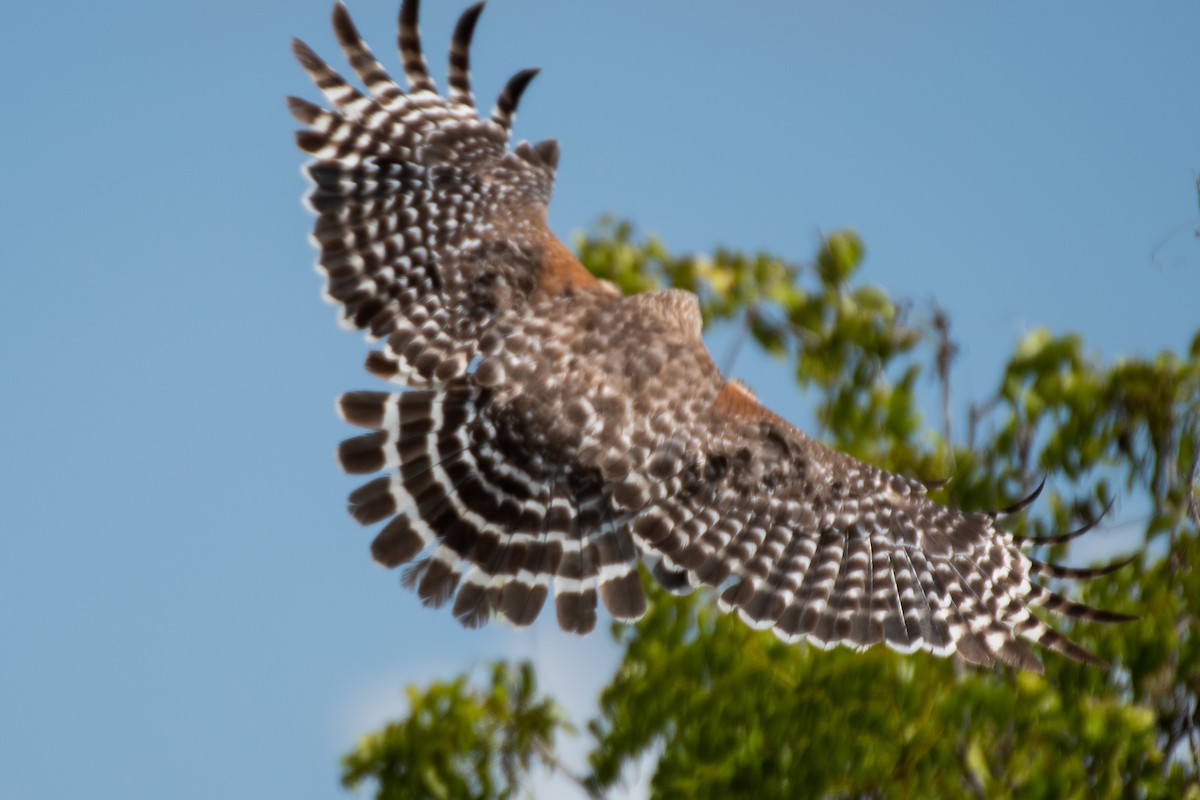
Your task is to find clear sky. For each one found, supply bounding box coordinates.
[2,1,1197,798]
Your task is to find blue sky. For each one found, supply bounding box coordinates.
[2,1,1197,798]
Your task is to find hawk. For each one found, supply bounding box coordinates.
[290,0,1130,672]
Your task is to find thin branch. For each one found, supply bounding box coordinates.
[1186,694,1200,781]
[533,740,605,800]
[932,307,958,445]
[966,396,999,455]
[1148,217,1200,271]
[954,706,986,800]
[1148,173,1200,270]
[721,305,755,376]
[1186,436,1200,533]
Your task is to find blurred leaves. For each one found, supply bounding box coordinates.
[344,220,1200,799]
[340,662,568,800]
[586,577,1178,799]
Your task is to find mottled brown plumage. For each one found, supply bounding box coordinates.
[291,0,1131,671]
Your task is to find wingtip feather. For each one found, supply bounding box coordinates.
[286,95,323,125]
[491,67,541,130]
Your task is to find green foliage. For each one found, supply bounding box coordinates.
[586,583,1175,799]
[340,662,566,799]
[344,221,1200,799]
[580,220,928,470]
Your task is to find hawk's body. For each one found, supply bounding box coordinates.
[292,0,1129,672]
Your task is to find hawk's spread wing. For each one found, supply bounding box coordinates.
[289,0,599,387]
[292,0,1130,672]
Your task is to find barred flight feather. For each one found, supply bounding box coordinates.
[293,0,1133,672]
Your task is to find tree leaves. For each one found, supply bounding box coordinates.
[343,221,1200,799]
[340,662,567,800]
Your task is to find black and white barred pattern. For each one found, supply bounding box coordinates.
[292,0,1131,671]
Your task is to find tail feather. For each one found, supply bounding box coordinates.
[554,489,601,634]
[496,506,565,627]
[371,514,433,568]
[508,491,569,626]
[340,378,641,632]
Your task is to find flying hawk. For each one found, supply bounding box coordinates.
[289,0,1130,672]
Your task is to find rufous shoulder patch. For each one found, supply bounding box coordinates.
[714,379,785,424]
[537,233,599,294]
